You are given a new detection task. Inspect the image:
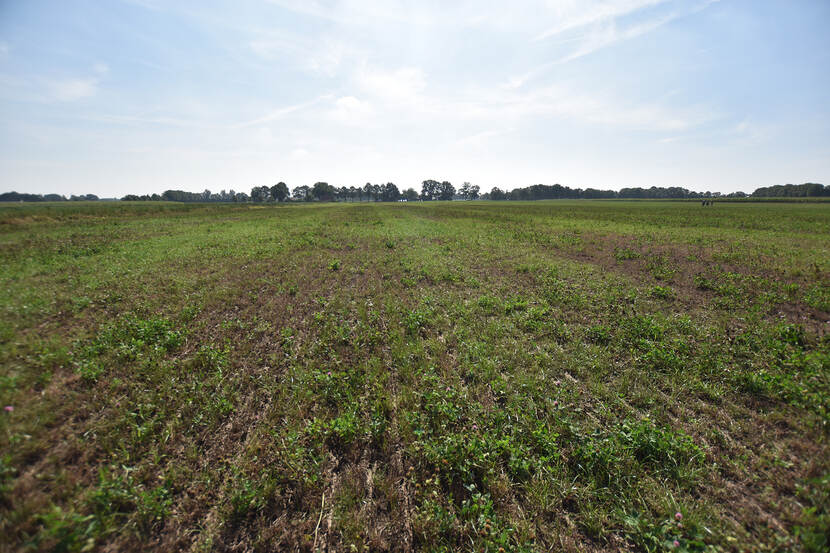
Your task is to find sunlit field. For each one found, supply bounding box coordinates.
[1,200,828,552]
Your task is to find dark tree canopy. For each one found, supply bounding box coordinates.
[311,182,337,202]
[381,182,400,202]
[459,182,480,200]
[292,185,310,201]
[420,180,439,201]
[270,182,290,202]
[437,181,455,201]
[751,182,829,197]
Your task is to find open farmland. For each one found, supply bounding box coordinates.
[0,200,828,552]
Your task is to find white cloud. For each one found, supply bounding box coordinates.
[729,118,771,144]
[343,65,712,134]
[39,63,112,102]
[454,128,510,147]
[534,0,668,41]
[494,83,713,131]
[248,32,362,79]
[555,0,719,63]
[253,127,274,144]
[307,38,351,77]
[47,78,99,101]
[289,147,311,159]
[356,66,426,107]
[234,95,331,128]
[330,95,372,124]
[265,0,436,26]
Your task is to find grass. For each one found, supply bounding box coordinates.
[0,199,828,552]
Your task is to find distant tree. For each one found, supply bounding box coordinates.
[250,186,270,202]
[583,188,615,199]
[459,182,470,199]
[311,181,336,202]
[0,191,41,201]
[438,181,455,201]
[421,179,439,201]
[363,182,374,202]
[270,182,289,202]
[403,188,419,201]
[459,182,479,200]
[292,185,310,201]
[752,182,828,197]
[489,187,507,200]
[381,182,400,202]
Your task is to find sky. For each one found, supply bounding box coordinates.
[1,0,829,197]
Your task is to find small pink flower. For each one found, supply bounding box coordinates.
[675,512,682,521]
[472,424,478,430]
[553,380,561,386]
[326,371,332,377]
[3,406,12,413]
[553,400,559,407]
[673,540,680,547]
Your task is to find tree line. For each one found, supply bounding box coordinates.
[749,182,829,198]
[2,182,827,203]
[0,192,103,202]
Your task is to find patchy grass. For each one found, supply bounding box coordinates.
[0,200,828,552]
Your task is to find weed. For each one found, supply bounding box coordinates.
[650,285,675,299]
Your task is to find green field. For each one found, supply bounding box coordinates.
[1,200,828,552]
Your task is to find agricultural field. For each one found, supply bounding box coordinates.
[0,200,828,552]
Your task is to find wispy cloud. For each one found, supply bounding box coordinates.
[47,78,99,101]
[534,0,668,41]
[289,147,311,160]
[233,95,332,128]
[454,128,511,147]
[340,63,714,134]
[355,66,426,107]
[478,83,714,132]
[249,34,359,78]
[38,63,111,102]
[329,95,373,125]
[554,0,720,63]
[83,113,213,128]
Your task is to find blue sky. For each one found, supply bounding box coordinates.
[1,0,828,196]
